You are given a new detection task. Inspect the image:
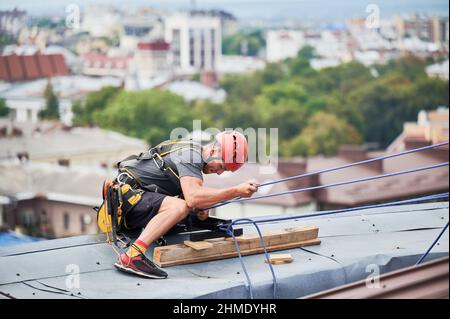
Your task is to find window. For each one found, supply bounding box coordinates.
[63,212,70,231]
[189,29,195,66]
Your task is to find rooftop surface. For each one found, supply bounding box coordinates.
[0,201,448,299]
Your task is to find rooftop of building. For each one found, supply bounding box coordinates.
[0,53,69,83]
[0,201,447,299]
[0,75,123,100]
[0,120,147,163]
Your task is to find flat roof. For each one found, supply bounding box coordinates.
[0,201,448,299]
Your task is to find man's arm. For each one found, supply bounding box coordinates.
[180,176,258,209]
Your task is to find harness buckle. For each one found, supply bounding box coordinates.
[116,172,132,185]
[152,152,169,171]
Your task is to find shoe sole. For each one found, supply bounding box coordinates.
[114,262,167,279]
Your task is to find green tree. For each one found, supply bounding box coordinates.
[191,100,226,129]
[39,81,59,120]
[0,33,15,50]
[220,73,263,103]
[0,98,10,117]
[72,86,121,126]
[374,56,427,81]
[93,89,191,145]
[283,112,362,157]
[223,29,265,56]
[286,45,316,77]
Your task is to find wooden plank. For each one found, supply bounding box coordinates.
[153,226,320,267]
[265,253,294,264]
[183,240,214,250]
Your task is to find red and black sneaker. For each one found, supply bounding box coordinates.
[114,253,168,279]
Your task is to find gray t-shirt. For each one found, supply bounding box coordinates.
[123,142,205,196]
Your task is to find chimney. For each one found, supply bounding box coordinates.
[278,158,319,190]
[338,145,383,172]
[338,145,368,162]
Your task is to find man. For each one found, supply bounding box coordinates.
[112,131,258,279]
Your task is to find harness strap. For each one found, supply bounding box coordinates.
[118,139,202,197]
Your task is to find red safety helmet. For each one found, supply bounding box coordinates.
[215,131,248,172]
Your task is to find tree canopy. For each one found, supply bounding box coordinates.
[73,46,449,157]
[39,81,60,120]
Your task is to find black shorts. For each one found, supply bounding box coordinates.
[122,191,167,230]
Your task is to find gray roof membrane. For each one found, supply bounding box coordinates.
[0,202,448,299]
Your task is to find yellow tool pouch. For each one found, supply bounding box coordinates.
[97,182,143,234]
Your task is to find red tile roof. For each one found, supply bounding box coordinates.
[0,57,10,81]
[49,54,69,75]
[5,54,25,81]
[36,54,53,77]
[21,55,41,80]
[0,53,69,82]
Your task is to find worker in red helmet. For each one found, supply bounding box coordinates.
[111,131,258,279]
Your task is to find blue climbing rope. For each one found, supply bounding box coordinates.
[200,141,449,298]
[258,141,449,188]
[205,141,449,210]
[209,162,448,209]
[223,192,449,227]
[415,222,449,265]
[225,219,278,299]
[224,192,449,299]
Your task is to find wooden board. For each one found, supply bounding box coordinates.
[183,240,214,250]
[265,253,294,264]
[153,225,320,267]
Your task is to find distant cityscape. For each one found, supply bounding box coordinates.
[0,3,448,124]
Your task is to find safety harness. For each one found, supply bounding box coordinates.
[96,139,203,243]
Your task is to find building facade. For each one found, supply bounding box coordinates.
[266,30,305,63]
[134,40,171,79]
[164,13,221,74]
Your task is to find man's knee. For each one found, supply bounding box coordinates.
[174,199,189,219]
[161,197,189,220]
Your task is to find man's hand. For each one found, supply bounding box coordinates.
[196,209,209,221]
[234,181,259,198]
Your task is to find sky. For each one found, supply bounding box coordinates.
[1,0,449,22]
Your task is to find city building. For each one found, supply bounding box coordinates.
[426,59,449,80]
[266,30,304,63]
[0,75,122,124]
[0,161,114,238]
[0,53,69,82]
[0,123,147,238]
[81,53,132,78]
[0,8,27,36]
[164,12,222,74]
[134,40,171,79]
[216,55,266,74]
[163,80,226,103]
[0,120,147,167]
[81,5,121,38]
[120,14,165,53]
